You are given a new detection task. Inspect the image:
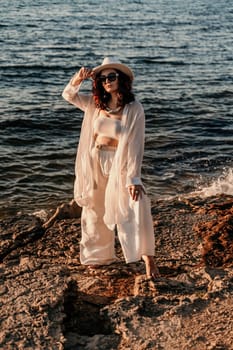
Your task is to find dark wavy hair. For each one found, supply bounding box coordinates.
[92,69,135,110]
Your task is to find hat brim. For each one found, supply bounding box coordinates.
[92,63,134,81]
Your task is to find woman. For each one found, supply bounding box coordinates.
[62,57,159,279]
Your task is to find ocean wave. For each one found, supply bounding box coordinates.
[192,168,233,198]
[0,64,77,71]
[195,90,233,99]
[0,114,80,131]
[135,57,187,65]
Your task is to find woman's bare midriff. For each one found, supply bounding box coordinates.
[95,135,118,147]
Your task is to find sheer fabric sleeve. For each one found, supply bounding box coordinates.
[126,103,145,187]
[62,80,91,112]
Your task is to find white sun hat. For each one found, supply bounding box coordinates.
[92,57,134,81]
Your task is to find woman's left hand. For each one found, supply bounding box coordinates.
[128,185,145,201]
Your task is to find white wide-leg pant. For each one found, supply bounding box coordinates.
[80,146,155,265]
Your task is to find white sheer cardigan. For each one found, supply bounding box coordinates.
[62,80,150,229]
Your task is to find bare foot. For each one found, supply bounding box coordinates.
[142,255,160,279]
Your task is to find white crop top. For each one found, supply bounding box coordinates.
[93,113,122,140]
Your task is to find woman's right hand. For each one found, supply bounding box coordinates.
[70,67,93,86]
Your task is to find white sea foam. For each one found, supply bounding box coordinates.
[192,168,233,198]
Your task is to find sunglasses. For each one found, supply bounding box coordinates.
[98,72,119,83]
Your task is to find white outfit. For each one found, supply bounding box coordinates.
[62,80,155,264]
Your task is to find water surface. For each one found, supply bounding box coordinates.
[1,0,233,217]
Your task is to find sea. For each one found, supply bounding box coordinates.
[1,0,233,218]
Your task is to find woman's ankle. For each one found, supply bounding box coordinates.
[142,255,160,279]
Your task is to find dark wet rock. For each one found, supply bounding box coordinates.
[0,195,233,349]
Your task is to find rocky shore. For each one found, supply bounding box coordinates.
[1,195,233,350]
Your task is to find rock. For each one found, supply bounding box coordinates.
[0,215,43,262]
[193,205,233,267]
[42,199,82,230]
[0,195,233,349]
